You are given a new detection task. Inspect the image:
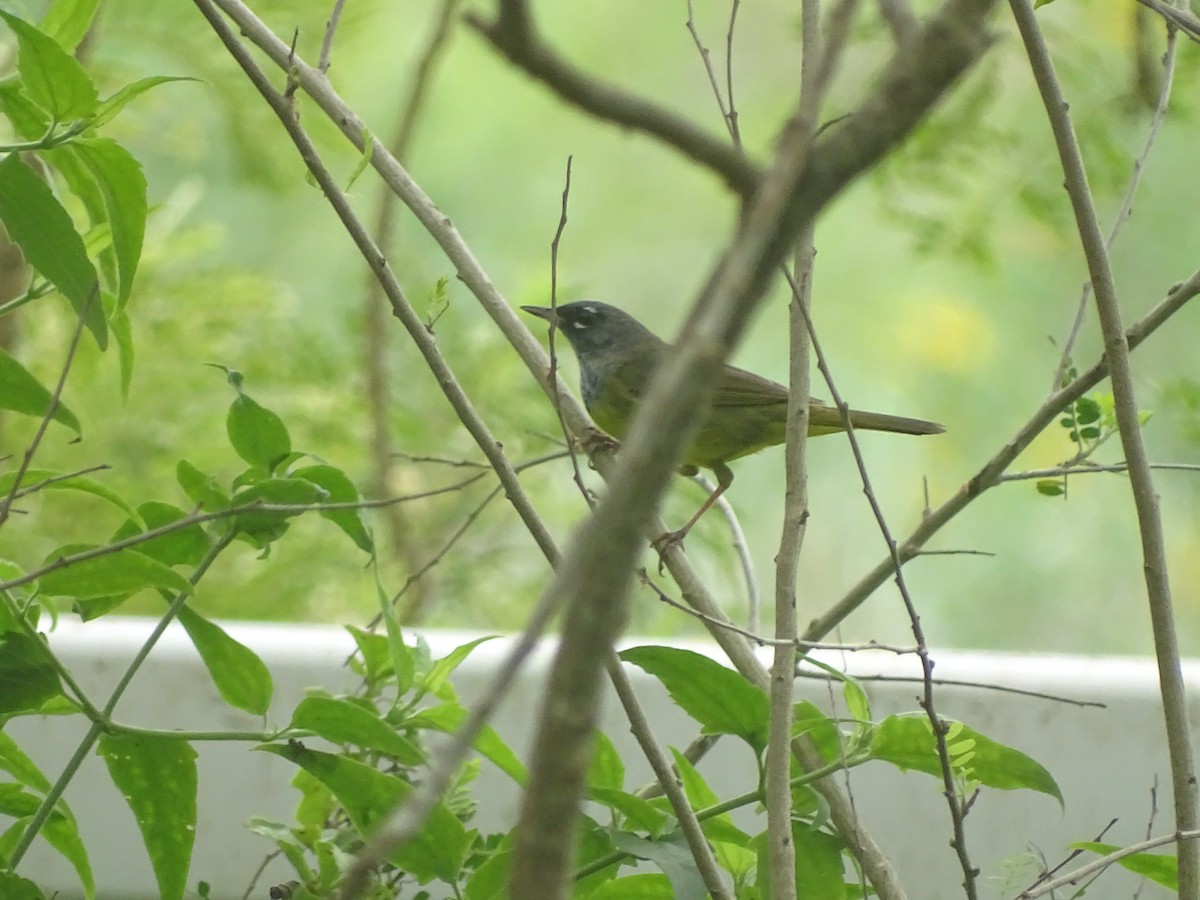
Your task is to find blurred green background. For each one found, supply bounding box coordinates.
[5,0,1200,653]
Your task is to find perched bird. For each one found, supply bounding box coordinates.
[522,301,943,545]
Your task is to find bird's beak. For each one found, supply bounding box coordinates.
[520,305,556,324]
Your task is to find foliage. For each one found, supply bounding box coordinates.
[0,1,1196,899]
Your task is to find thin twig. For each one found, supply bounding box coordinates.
[1135,0,1200,43]
[688,473,760,631]
[1015,829,1200,899]
[605,653,733,900]
[0,284,96,531]
[187,10,571,900]
[1010,4,1197,897]
[1049,21,1178,391]
[361,0,462,621]
[318,0,348,72]
[1000,461,1200,483]
[803,269,1200,640]
[789,267,980,898]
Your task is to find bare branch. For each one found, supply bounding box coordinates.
[1015,829,1200,899]
[1010,4,1198,896]
[1135,0,1200,43]
[465,0,758,195]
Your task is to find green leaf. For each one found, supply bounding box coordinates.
[410,703,527,786]
[0,155,104,347]
[589,787,670,836]
[793,700,847,763]
[66,138,146,309]
[869,714,1062,803]
[587,873,674,899]
[110,502,209,568]
[111,306,134,397]
[259,743,470,884]
[0,732,51,791]
[588,730,624,791]
[0,467,138,521]
[91,76,196,130]
[176,460,230,513]
[176,605,273,716]
[98,732,196,900]
[1071,841,1176,890]
[1075,397,1101,424]
[418,636,498,699]
[370,562,412,694]
[40,803,95,900]
[289,695,423,765]
[227,392,291,471]
[611,832,706,900]
[0,632,63,715]
[1036,479,1065,497]
[0,81,49,140]
[0,872,47,900]
[755,824,846,900]
[0,11,97,119]
[345,624,393,683]
[38,0,102,52]
[38,545,194,600]
[0,350,81,435]
[230,477,327,547]
[293,464,373,553]
[621,646,769,751]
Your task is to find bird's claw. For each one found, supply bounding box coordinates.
[651,528,687,573]
[580,427,620,457]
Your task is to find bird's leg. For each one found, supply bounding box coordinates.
[652,462,734,571]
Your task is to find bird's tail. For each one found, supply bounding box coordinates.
[810,405,944,436]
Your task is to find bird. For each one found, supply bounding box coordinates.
[522,301,943,547]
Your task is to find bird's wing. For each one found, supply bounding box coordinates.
[711,363,791,408]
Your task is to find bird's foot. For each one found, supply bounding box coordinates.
[651,528,688,573]
[579,428,620,458]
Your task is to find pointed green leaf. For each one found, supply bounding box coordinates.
[91,76,196,130]
[589,787,670,836]
[40,803,95,900]
[409,703,526,786]
[0,155,103,347]
[111,305,133,397]
[67,138,146,307]
[259,743,470,883]
[0,11,97,119]
[98,732,196,900]
[176,460,230,513]
[38,0,102,52]
[0,633,63,715]
[0,468,137,521]
[290,696,423,764]
[370,563,412,694]
[869,714,1062,803]
[588,729,624,791]
[0,733,51,791]
[110,502,209,568]
[0,349,81,435]
[621,645,769,751]
[611,833,706,900]
[293,464,373,553]
[1071,842,1176,890]
[176,605,272,715]
[227,392,291,470]
[419,636,498,699]
[0,871,46,899]
[38,545,194,599]
[0,81,49,140]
